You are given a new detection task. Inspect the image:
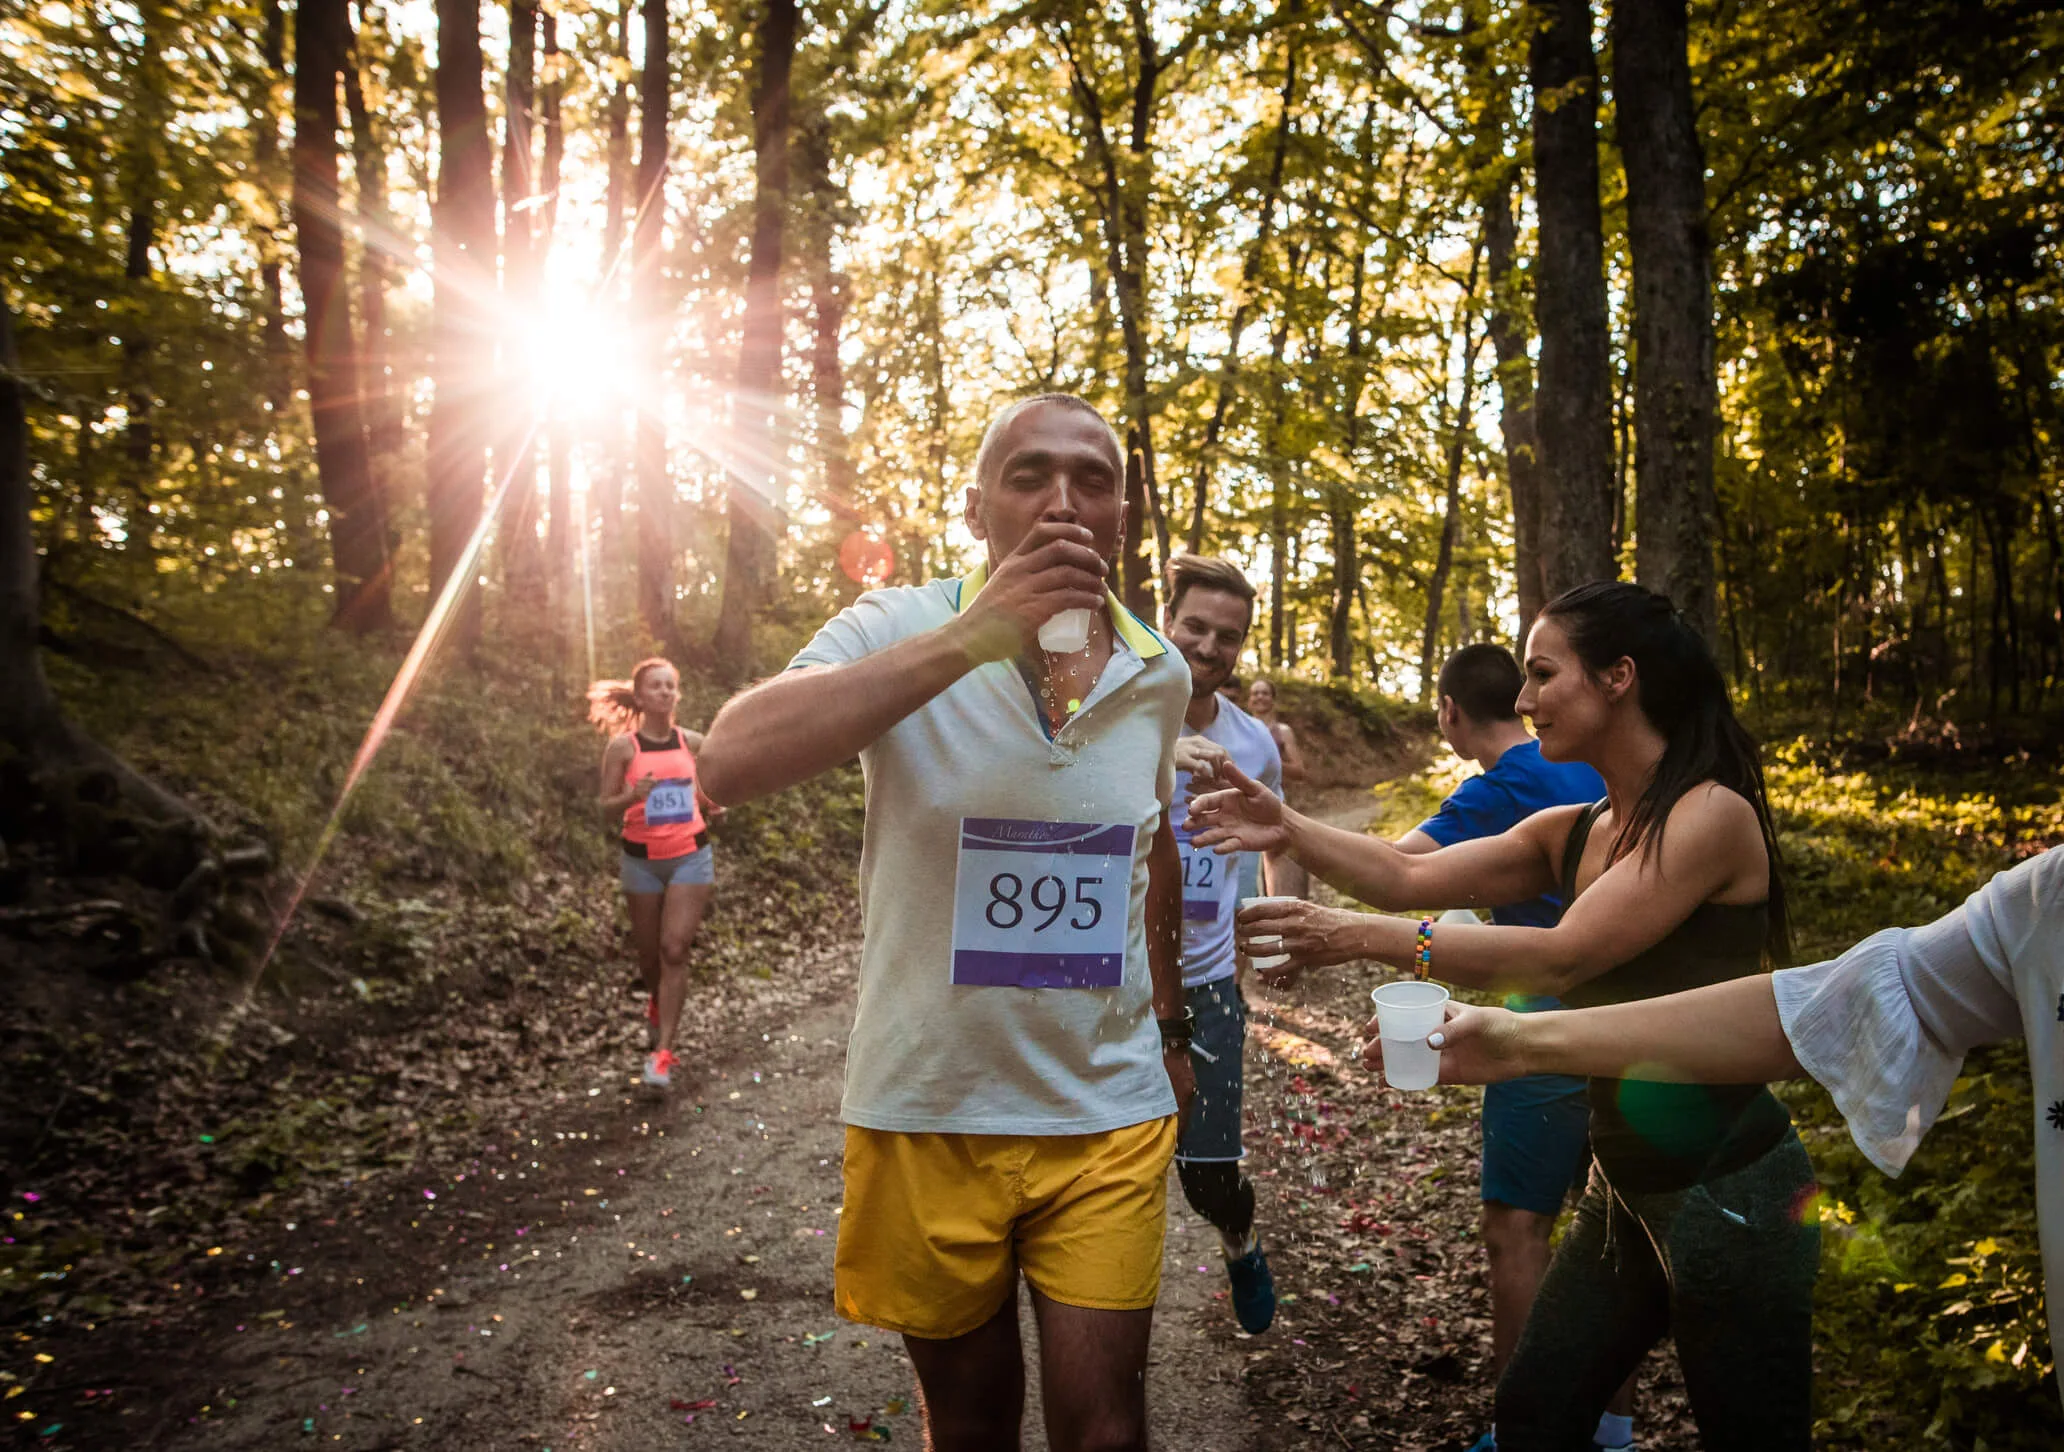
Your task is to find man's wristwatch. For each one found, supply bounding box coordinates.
[1157,1006,1196,1054]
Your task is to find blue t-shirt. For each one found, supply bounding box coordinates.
[1416,739,1604,1009]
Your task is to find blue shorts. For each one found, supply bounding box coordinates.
[619,846,715,894]
[1175,976,1246,1164]
[1480,1071,1592,1216]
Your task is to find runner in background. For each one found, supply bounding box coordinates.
[697,394,1193,1452]
[590,659,716,1091]
[1245,678,1308,898]
[1394,644,1634,1452]
[1164,554,1282,1333]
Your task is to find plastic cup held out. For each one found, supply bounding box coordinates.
[1370,980,1451,1090]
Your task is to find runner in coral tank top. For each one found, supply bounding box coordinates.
[588,657,717,1090]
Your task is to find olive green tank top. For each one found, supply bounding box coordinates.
[1560,800,1793,1193]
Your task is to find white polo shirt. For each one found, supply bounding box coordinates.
[788,563,1190,1135]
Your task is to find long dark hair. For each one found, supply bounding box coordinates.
[1540,582,1790,962]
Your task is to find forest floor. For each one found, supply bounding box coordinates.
[8,780,1716,1452]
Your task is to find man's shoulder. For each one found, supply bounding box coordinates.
[1211,697,1279,756]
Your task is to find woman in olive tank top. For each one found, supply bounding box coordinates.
[1189,582,1818,1450]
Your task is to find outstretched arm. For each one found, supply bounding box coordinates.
[698,521,1107,805]
[1237,784,1769,998]
[1380,975,1803,1086]
[1186,760,1564,911]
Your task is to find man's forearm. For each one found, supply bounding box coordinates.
[1145,819,1184,1021]
[1517,976,1803,1083]
[698,621,982,805]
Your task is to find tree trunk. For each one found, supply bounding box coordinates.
[712,0,799,677]
[1054,12,1168,615]
[257,0,292,421]
[594,0,632,566]
[541,11,573,623]
[1420,250,1486,700]
[1188,28,1299,554]
[428,0,495,645]
[498,0,546,617]
[1614,0,1717,634]
[295,0,393,631]
[1527,0,1616,596]
[1262,256,1298,668]
[630,0,676,648]
[344,4,403,462]
[1330,245,1369,679]
[799,107,858,525]
[0,304,198,826]
[1482,170,1547,634]
[118,0,167,550]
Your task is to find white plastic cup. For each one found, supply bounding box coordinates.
[1238,896,1298,970]
[1370,980,1451,1091]
[1038,608,1092,653]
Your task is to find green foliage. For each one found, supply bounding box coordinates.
[1765,746,2063,1446]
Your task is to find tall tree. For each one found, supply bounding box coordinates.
[343,3,402,464]
[1049,1,1207,614]
[427,0,495,642]
[799,104,858,524]
[541,10,574,623]
[0,305,194,824]
[632,0,676,648]
[1615,0,1717,634]
[256,0,292,422]
[1419,246,1486,698]
[712,0,800,677]
[1187,20,1299,554]
[294,0,393,630]
[116,0,168,549]
[498,0,546,615]
[1527,0,1616,595]
[594,0,633,563]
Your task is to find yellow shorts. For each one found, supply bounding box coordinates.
[834,1117,1177,1340]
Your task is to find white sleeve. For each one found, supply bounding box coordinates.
[1773,869,2030,1178]
[787,588,913,671]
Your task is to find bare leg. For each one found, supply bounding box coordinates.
[1029,1284,1153,1452]
[624,890,664,999]
[654,881,712,1052]
[903,1286,1026,1452]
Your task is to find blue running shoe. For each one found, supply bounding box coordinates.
[1225,1241,1276,1333]
[1463,1435,1497,1452]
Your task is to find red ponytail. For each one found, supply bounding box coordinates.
[585,657,675,735]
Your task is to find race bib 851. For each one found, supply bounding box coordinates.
[644,778,699,826]
[950,817,1137,989]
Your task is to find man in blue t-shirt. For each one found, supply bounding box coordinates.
[1395,645,1635,1452]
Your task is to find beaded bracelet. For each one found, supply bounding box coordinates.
[1414,916,1434,980]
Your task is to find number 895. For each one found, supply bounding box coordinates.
[985,872,1104,932]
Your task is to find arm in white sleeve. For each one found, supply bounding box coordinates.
[1773,878,2027,1178]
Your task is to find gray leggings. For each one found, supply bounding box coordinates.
[1494,1130,1820,1451]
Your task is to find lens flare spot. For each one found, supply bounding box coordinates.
[839,530,894,587]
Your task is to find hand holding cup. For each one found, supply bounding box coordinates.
[1359,1000,1532,1087]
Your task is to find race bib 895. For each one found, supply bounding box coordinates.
[950,817,1137,988]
